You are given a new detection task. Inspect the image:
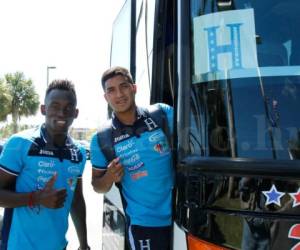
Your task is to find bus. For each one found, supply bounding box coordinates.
[102,0,300,249]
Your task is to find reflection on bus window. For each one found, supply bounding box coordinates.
[189,0,300,160]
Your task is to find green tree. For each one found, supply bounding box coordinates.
[0,79,11,121]
[5,72,40,133]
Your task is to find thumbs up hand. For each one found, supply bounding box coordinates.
[34,173,67,209]
[43,173,58,191]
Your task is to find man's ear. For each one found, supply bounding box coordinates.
[133,84,137,94]
[74,108,79,119]
[104,93,108,102]
[40,105,46,115]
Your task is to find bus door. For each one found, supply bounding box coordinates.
[102,0,176,249]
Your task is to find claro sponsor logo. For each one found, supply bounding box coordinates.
[116,140,134,153]
[38,160,55,168]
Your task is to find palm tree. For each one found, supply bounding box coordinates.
[5,72,40,133]
[0,79,11,121]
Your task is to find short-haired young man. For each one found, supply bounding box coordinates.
[0,80,90,250]
[90,66,174,250]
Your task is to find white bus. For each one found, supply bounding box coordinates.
[103,0,300,249]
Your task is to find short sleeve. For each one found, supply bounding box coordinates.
[0,135,26,175]
[77,144,87,177]
[90,133,108,170]
[156,103,174,135]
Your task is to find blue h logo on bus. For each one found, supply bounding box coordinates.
[204,23,243,71]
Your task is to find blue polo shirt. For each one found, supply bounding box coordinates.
[0,125,86,250]
[91,103,174,227]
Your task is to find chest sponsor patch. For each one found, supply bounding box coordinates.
[148,131,164,143]
[116,140,134,153]
[131,170,148,180]
[38,160,55,168]
[68,165,81,175]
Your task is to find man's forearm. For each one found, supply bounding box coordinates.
[92,174,114,193]
[0,190,32,208]
[71,195,89,249]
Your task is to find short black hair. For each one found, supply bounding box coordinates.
[101,66,134,90]
[45,79,77,103]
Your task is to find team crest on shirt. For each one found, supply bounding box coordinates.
[149,131,169,154]
[67,177,77,191]
[154,141,169,154]
[67,166,80,191]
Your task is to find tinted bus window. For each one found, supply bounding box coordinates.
[110,0,132,69]
[189,0,300,159]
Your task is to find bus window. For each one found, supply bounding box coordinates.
[135,0,151,105]
[189,0,300,159]
[110,0,132,69]
[175,1,300,248]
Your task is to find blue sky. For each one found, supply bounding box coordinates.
[0,0,125,128]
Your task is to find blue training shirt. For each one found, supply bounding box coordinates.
[0,125,86,250]
[91,103,174,227]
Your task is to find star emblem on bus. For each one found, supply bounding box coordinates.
[262,184,285,206]
[290,188,300,207]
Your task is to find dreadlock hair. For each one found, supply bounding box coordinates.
[45,79,77,103]
[101,66,134,90]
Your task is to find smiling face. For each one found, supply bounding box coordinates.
[104,74,137,114]
[41,89,78,138]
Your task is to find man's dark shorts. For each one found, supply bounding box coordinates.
[128,225,172,250]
